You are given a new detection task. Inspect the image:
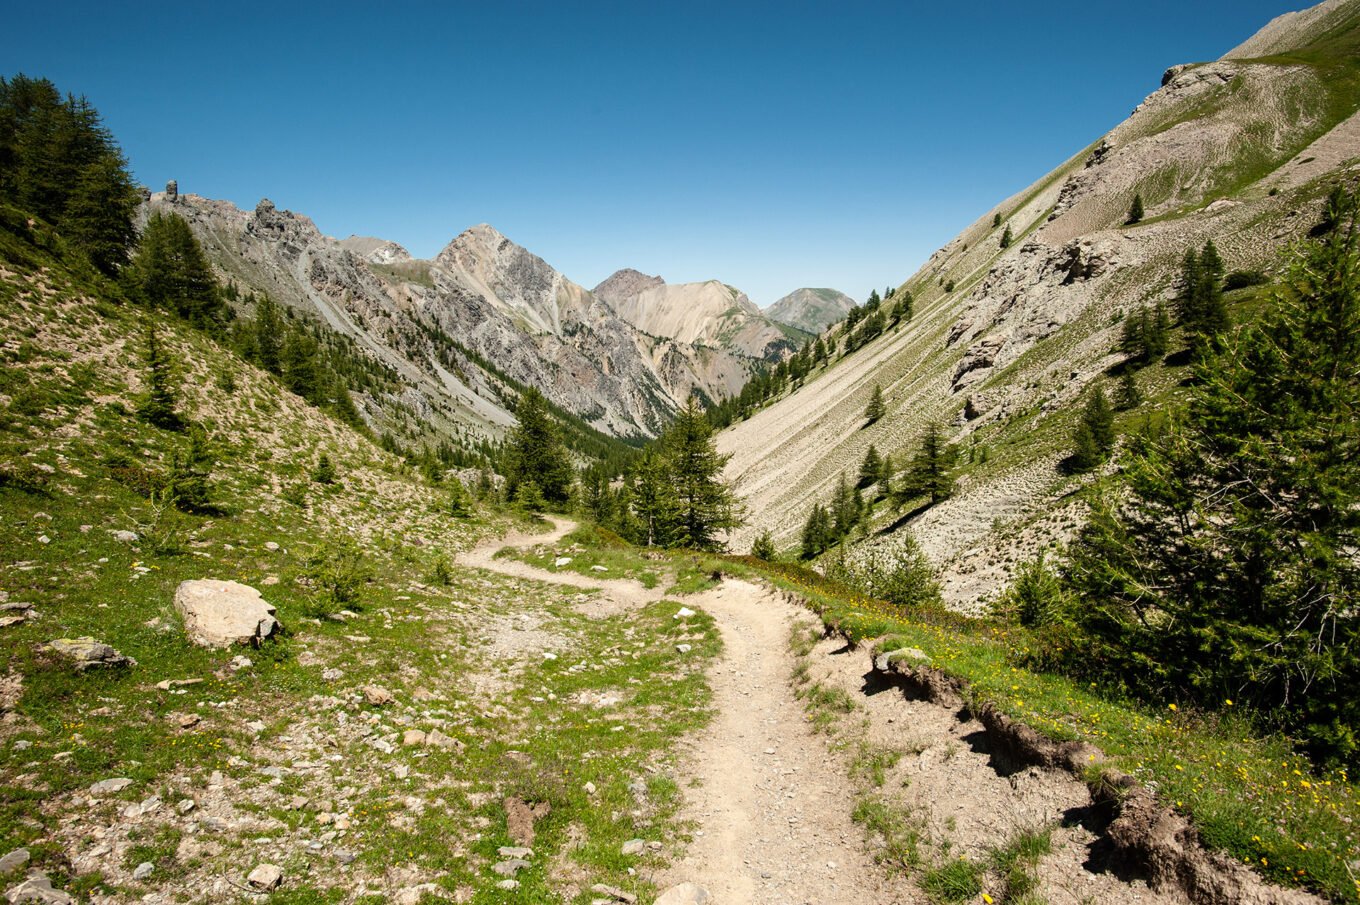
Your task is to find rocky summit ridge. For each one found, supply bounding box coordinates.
[148,198,786,444]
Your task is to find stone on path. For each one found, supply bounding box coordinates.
[174,580,279,648]
[246,863,283,890]
[43,638,134,671]
[653,883,711,905]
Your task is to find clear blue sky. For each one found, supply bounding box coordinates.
[4,0,1300,306]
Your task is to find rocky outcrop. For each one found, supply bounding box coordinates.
[173,580,279,648]
[337,235,411,264]
[592,268,664,307]
[42,638,135,671]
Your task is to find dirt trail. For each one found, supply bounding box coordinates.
[461,518,913,904]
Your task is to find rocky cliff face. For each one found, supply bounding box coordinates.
[145,198,768,445]
[718,0,1360,609]
[593,270,807,362]
[766,287,856,334]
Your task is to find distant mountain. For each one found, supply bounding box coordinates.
[147,197,774,446]
[765,287,857,334]
[593,270,807,361]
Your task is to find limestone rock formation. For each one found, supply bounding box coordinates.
[42,637,135,671]
[173,580,279,648]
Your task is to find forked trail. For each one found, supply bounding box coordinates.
[460,518,1215,905]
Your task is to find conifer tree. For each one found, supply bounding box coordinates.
[127,212,224,328]
[1071,385,1115,470]
[282,329,321,402]
[169,426,215,512]
[801,503,832,559]
[864,383,885,424]
[1126,193,1145,225]
[311,452,337,484]
[446,477,473,518]
[992,212,1002,228]
[664,397,741,551]
[858,445,883,488]
[504,386,573,507]
[254,295,283,375]
[751,530,776,561]
[1000,224,1013,249]
[138,321,182,431]
[1065,194,1360,765]
[896,422,957,506]
[1115,369,1141,411]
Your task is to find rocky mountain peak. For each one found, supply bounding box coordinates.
[244,198,322,259]
[593,269,666,308]
[766,287,856,334]
[337,235,412,264]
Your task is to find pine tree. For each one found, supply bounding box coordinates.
[282,329,321,402]
[63,154,138,274]
[446,477,473,518]
[1115,369,1141,411]
[254,295,283,375]
[992,212,1002,228]
[138,321,182,430]
[1126,193,1145,225]
[504,386,573,507]
[632,448,679,547]
[864,383,886,424]
[1071,386,1115,471]
[751,530,776,561]
[858,445,883,488]
[896,422,957,506]
[866,289,881,311]
[513,479,547,514]
[169,426,215,512]
[801,504,832,559]
[127,212,224,328]
[1065,195,1360,766]
[1000,224,1013,249]
[311,452,337,484]
[664,398,741,551]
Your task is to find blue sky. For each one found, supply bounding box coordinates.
[4,0,1299,306]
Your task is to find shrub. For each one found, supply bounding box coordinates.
[1223,269,1268,291]
[303,540,371,615]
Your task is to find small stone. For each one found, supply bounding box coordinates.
[492,859,530,876]
[0,848,30,875]
[495,879,519,890]
[44,638,135,671]
[583,781,597,796]
[176,799,196,814]
[229,655,253,671]
[132,862,154,880]
[402,729,426,746]
[89,777,133,795]
[177,713,201,729]
[363,685,395,706]
[497,846,533,859]
[332,849,357,864]
[590,883,637,904]
[620,838,645,856]
[764,747,776,755]
[0,616,24,629]
[673,607,696,620]
[246,863,283,890]
[654,882,711,905]
[321,667,344,681]
[425,728,463,752]
[553,557,572,567]
[111,530,139,543]
[264,542,280,552]
[675,644,692,653]
[37,536,50,545]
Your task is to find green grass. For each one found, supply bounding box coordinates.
[921,857,984,904]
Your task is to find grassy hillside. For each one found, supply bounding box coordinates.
[0,221,721,903]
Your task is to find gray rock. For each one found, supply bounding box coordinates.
[497,846,533,859]
[4,870,75,904]
[0,849,29,875]
[43,638,135,671]
[492,859,530,876]
[425,728,462,752]
[362,685,395,706]
[246,863,283,890]
[131,862,153,881]
[653,883,711,905]
[110,530,139,544]
[88,777,133,795]
[164,180,177,202]
[174,580,279,648]
[590,883,637,904]
[331,849,357,864]
[620,838,645,856]
[495,879,519,891]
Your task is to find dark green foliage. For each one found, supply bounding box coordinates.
[999,224,1013,249]
[992,212,1002,228]
[137,321,182,431]
[445,477,473,518]
[1177,239,1230,353]
[0,74,138,273]
[254,295,283,375]
[1118,303,1172,365]
[504,386,573,507]
[1115,369,1142,411]
[1061,193,1360,768]
[895,422,956,507]
[944,279,955,293]
[864,383,885,423]
[167,426,215,513]
[310,453,337,485]
[660,398,742,551]
[1070,385,1115,470]
[865,289,881,311]
[889,290,913,326]
[282,330,321,401]
[751,530,776,561]
[513,479,547,514]
[992,552,1065,627]
[858,445,883,488]
[126,211,224,329]
[303,540,372,616]
[1224,269,1268,291]
[801,503,833,559]
[1126,192,1145,225]
[824,533,942,612]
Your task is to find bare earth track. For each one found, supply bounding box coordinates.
[461,519,1292,905]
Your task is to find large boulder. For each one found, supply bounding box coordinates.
[174,580,279,649]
